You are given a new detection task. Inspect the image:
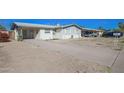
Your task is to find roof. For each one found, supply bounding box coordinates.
[11,22,61,29]
[11,22,84,30]
[62,24,83,30]
[11,22,102,32]
[82,28,103,32]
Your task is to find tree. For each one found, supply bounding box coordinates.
[118,22,124,29]
[118,22,124,32]
[98,26,106,31]
[0,25,6,30]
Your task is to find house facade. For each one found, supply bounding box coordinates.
[54,25,82,39]
[11,22,82,40]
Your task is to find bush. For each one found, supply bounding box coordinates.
[17,36,23,41]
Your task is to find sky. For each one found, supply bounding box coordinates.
[0,19,124,30]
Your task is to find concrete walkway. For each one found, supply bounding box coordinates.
[24,39,119,67]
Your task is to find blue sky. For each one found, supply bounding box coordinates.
[0,19,124,30]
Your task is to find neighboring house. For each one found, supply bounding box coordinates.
[81,28,104,37]
[11,22,82,40]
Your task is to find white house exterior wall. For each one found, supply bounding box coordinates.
[14,29,18,40]
[60,26,81,39]
[39,29,53,40]
[35,30,41,40]
[53,30,62,39]
[98,32,103,37]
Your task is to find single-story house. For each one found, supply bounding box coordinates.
[81,28,104,37]
[11,22,82,40]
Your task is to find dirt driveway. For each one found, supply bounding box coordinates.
[24,39,119,67]
[0,38,122,73]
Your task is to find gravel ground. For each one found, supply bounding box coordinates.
[0,38,122,73]
[24,39,118,66]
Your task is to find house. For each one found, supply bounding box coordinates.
[81,28,104,37]
[11,22,82,40]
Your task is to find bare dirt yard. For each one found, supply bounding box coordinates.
[0,37,124,73]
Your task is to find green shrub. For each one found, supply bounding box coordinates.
[17,36,23,41]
